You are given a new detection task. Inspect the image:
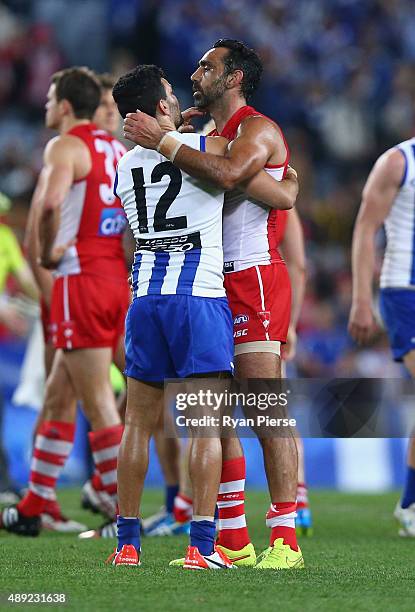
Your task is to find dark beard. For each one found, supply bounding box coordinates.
[193,76,227,109]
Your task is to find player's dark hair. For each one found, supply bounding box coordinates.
[96,72,116,91]
[51,67,101,119]
[112,65,167,119]
[213,39,263,101]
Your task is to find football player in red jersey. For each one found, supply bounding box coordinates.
[124,40,304,569]
[278,209,313,536]
[23,71,128,534]
[1,67,129,537]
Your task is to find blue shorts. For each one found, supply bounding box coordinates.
[379,288,415,361]
[125,294,234,382]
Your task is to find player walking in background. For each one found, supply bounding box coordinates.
[124,39,303,570]
[349,136,415,537]
[1,67,129,537]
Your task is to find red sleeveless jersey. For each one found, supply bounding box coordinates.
[54,123,127,280]
[210,105,289,265]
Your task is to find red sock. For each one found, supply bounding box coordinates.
[266,501,298,551]
[91,470,104,492]
[173,493,192,523]
[88,424,123,515]
[18,421,75,517]
[297,482,309,509]
[216,457,251,550]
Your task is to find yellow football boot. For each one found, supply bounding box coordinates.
[255,538,304,570]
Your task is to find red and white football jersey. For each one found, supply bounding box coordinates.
[53,123,127,280]
[210,105,290,272]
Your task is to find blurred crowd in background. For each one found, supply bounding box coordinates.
[1,0,414,377]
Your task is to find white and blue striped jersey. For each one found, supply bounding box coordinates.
[381,137,415,289]
[115,132,225,298]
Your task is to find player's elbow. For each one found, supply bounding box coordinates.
[42,195,62,215]
[218,175,239,191]
[280,194,296,210]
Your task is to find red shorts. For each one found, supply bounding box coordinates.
[40,297,53,345]
[224,263,291,348]
[50,274,130,351]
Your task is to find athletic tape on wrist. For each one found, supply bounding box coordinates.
[157,133,183,162]
[156,134,169,153]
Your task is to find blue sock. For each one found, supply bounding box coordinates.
[401,466,415,508]
[214,505,219,520]
[190,520,216,556]
[117,516,140,552]
[165,484,179,514]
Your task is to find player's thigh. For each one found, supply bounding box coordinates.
[43,349,77,422]
[235,351,281,378]
[44,343,56,377]
[63,347,115,408]
[113,333,126,375]
[125,376,164,432]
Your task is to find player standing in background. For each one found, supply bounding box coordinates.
[94,73,122,136]
[124,39,303,570]
[1,67,129,537]
[79,72,131,532]
[349,137,415,537]
[278,209,313,536]
[23,70,130,534]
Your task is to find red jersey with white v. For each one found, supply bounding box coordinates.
[210,106,291,345]
[210,105,289,273]
[53,123,127,280]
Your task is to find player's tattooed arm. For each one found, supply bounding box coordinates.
[348,148,405,345]
[38,137,76,269]
[124,113,285,191]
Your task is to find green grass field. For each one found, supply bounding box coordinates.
[1,489,414,612]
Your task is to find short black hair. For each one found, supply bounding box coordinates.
[51,67,101,119]
[112,65,167,119]
[213,39,263,101]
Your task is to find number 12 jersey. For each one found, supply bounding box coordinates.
[115,132,226,299]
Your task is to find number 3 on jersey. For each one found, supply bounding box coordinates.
[95,138,125,205]
[131,162,187,233]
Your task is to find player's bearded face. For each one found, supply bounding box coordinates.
[193,74,227,109]
[169,96,182,129]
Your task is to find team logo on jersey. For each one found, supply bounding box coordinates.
[234,328,248,338]
[257,311,271,330]
[98,208,127,236]
[136,232,201,252]
[233,314,249,325]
